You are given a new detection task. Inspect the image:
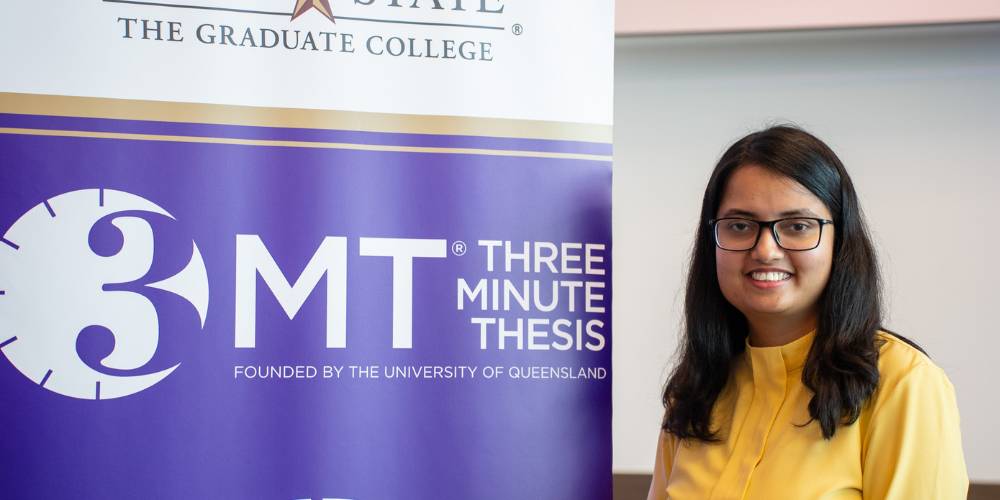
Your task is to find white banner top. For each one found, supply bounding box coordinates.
[0,0,614,126]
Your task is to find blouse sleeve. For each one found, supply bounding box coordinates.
[861,360,968,499]
[647,430,677,500]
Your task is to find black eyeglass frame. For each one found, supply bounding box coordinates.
[707,217,835,251]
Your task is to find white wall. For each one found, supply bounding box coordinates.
[612,23,1000,483]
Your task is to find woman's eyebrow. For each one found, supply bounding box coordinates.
[720,208,821,218]
[778,208,821,217]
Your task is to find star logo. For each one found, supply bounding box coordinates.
[291,0,336,23]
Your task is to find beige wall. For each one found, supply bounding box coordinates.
[612,22,1000,482]
[616,0,1000,34]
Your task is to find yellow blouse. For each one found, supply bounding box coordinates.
[647,331,968,500]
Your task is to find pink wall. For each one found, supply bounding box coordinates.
[616,0,1000,35]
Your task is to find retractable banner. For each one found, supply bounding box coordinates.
[0,1,613,498]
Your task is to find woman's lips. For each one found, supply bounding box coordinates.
[746,271,792,289]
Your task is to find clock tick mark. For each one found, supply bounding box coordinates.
[40,369,53,387]
[0,238,18,250]
[0,336,16,349]
[43,200,56,217]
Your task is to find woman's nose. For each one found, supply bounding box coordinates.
[751,226,784,261]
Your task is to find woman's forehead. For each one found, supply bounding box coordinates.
[717,164,832,218]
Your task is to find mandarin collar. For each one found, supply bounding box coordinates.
[744,329,816,373]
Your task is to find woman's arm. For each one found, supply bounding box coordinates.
[861,360,968,499]
[647,430,677,500]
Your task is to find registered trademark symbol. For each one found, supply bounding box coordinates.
[451,241,467,256]
[512,23,524,36]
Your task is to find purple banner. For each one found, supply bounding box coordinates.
[0,116,612,499]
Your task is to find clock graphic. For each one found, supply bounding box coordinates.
[0,189,209,399]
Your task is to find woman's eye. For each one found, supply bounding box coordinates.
[728,222,750,232]
[783,220,814,232]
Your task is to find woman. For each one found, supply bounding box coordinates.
[647,126,967,499]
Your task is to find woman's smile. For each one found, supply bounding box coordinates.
[745,268,794,288]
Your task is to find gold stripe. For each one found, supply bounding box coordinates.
[0,92,613,144]
[0,127,612,162]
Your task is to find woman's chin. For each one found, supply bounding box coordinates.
[741,300,794,317]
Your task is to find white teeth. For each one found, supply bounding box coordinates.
[751,271,791,282]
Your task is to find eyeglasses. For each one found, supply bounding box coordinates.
[708,217,834,251]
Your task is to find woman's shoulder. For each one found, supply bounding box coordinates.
[872,330,955,402]
[875,330,929,370]
[861,333,968,497]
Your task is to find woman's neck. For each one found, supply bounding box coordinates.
[747,313,818,347]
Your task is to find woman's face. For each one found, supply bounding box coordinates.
[714,164,835,329]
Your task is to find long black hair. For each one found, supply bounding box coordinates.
[662,125,917,441]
